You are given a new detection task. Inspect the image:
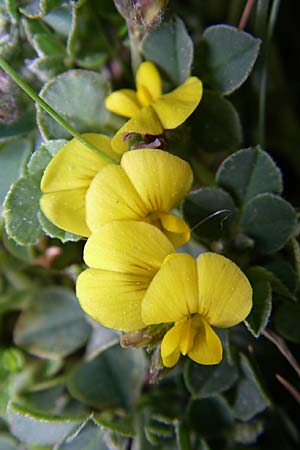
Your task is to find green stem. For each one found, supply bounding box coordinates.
[257,0,281,145]
[0,58,118,164]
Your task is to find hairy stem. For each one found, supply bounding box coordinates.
[0,58,118,164]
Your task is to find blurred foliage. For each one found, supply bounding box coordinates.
[1,0,300,449]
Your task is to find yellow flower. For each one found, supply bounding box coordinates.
[142,253,252,367]
[76,221,175,331]
[86,148,193,247]
[40,133,118,237]
[105,61,203,154]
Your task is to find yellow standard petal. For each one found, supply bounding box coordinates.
[187,316,223,365]
[142,253,198,325]
[105,89,141,118]
[160,320,186,368]
[136,61,162,105]
[197,253,253,328]
[121,149,193,212]
[152,77,203,129]
[76,269,146,331]
[86,165,147,233]
[40,134,116,236]
[84,221,175,277]
[111,106,163,155]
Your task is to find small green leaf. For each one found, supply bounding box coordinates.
[14,286,91,359]
[184,358,238,399]
[191,90,242,152]
[182,187,236,240]
[200,25,261,95]
[245,279,272,337]
[233,354,270,421]
[7,402,86,446]
[4,172,44,245]
[216,147,283,205]
[142,16,193,86]
[274,301,300,343]
[68,345,147,410]
[37,69,118,140]
[0,138,32,214]
[240,194,297,254]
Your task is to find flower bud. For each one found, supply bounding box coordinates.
[114,0,167,27]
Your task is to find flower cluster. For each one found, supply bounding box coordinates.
[40,61,252,367]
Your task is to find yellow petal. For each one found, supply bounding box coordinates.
[188,317,223,365]
[76,269,146,331]
[197,253,253,328]
[105,89,141,118]
[84,221,175,278]
[161,320,186,368]
[121,149,193,213]
[40,134,115,235]
[136,61,162,105]
[86,165,147,232]
[158,212,191,247]
[111,106,163,155]
[152,77,203,129]
[41,134,115,193]
[142,253,198,324]
[40,188,90,237]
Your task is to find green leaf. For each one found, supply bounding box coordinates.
[19,0,61,19]
[27,139,67,174]
[85,322,120,361]
[57,421,108,450]
[231,420,264,445]
[245,279,272,337]
[7,402,86,446]
[0,434,18,450]
[216,147,283,205]
[37,69,118,140]
[174,422,191,450]
[3,172,44,245]
[182,187,236,240]
[94,411,134,437]
[274,301,300,343]
[14,286,91,359]
[0,138,32,214]
[142,16,193,86]
[38,211,81,243]
[191,90,242,152]
[2,229,34,262]
[68,345,147,410]
[188,396,234,436]
[200,25,261,95]
[184,357,238,399]
[246,266,296,301]
[240,194,297,254]
[0,109,36,142]
[233,354,270,421]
